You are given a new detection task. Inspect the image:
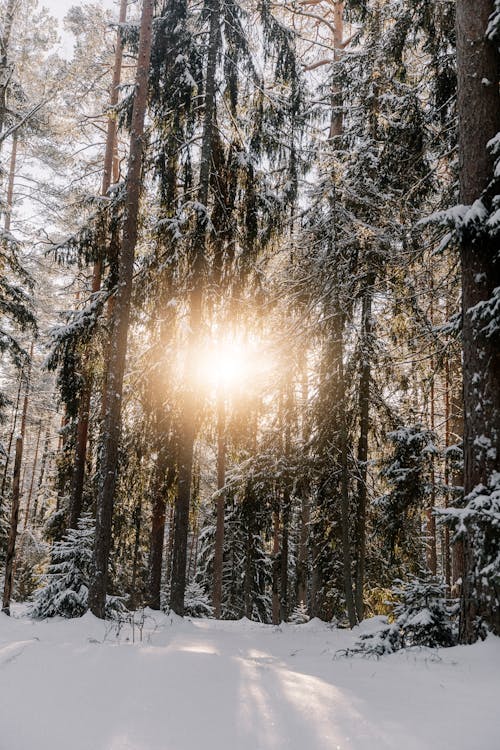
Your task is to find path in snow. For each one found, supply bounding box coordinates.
[0,611,498,750]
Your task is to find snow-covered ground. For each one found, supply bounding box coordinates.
[0,611,498,750]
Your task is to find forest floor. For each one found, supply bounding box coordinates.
[0,610,498,750]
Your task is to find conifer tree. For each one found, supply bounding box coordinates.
[89,0,155,619]
[453,0,500,640]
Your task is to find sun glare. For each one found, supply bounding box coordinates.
[195,334,273,394]
[198,341,249,389]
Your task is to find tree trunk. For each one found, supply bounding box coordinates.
[354,275,373,621]
[165,502,175,596]
[212,388,226,618]
[23,419,42,528]
[2,437,22,614]
[170,0,220,615]
[32,424,51,522]
[279,381,293,623]
[425,279,438,575]
[88,0,154,619]
[279,489,290,623]
[338,322,358,628]
[0,371,22,501]
[4,128,17,231]
[296,354,310,608]
[130,497,142,611]
[272,500,280,624]
[443,345,452,588]
[68,0,128,531]
[147,439,176,610]
[0,0,17,138]
[456,0,500,641]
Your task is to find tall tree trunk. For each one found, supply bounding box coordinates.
[244,494,255,620]
[443,344,452,588]
[32,423,51,522]
[279,381,293,623]
[426,372,438,575]
[4,128,17,231]
[2,436,22,614]
[449,353,465,594]
[170,0,221,615]
[23,419,42,528]
[456,0,500,641]
[0,371,22,501]
[130,496,142,611]
[272,499,280,624]
[88,0,154,619]
[354,274,373,621]
[338,321,358,628]
[165,501,175,595]
[329,1,356,627]
[296,352,310,608]
[279,489,290,623]
[147,438,176,610]
[7,341,33,533]
[0,0,18,138]
[425,278,438,575]
[212,388,226,618]
[68,0,128,531]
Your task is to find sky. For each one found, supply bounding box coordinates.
[41,0,120,56]
[42,0,118,20]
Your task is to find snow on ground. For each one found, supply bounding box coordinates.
[0,611,498,750]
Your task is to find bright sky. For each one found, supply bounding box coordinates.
[42,0,118,20]
[41,0,120,56]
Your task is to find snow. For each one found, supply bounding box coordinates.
[0,611,499,750]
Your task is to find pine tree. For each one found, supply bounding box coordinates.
[454,0,500,641]
[31,514,95,619]
[89,0,155,619]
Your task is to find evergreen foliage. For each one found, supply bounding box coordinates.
[0,0,496,646]
[441,473,500,637]
[183,580,213,618]
[376,426,437,571]
[31,514,95,619]
[289,600,310,625]
[351,577,456,656]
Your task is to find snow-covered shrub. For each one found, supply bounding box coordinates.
[31,515,127,619]
[31,514,94,618]
[183,581,213,618]
[351,577,456,656]
[289,601,310,624]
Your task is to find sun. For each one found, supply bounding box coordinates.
[197,339,249,390]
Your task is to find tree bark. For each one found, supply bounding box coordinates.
[2,436,22,614]
[0,371,22,502]
[23,419,42,528]
[279,381,293,623]
[129,496,142,611]
[68,0,128,531]
[354,275,373,621]
[147,438,176,610]
[296,353,310,608]
[4,128,17,231]
[32,423,51,522]
[456,0,500,641]
[170,0,220,615]
[338,322,358,628]
[272,501,280,624]
[212,388,226,618]
[88,0,154,619]
[0,0,18,138]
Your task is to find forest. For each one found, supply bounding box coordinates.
[0,2,499,744]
